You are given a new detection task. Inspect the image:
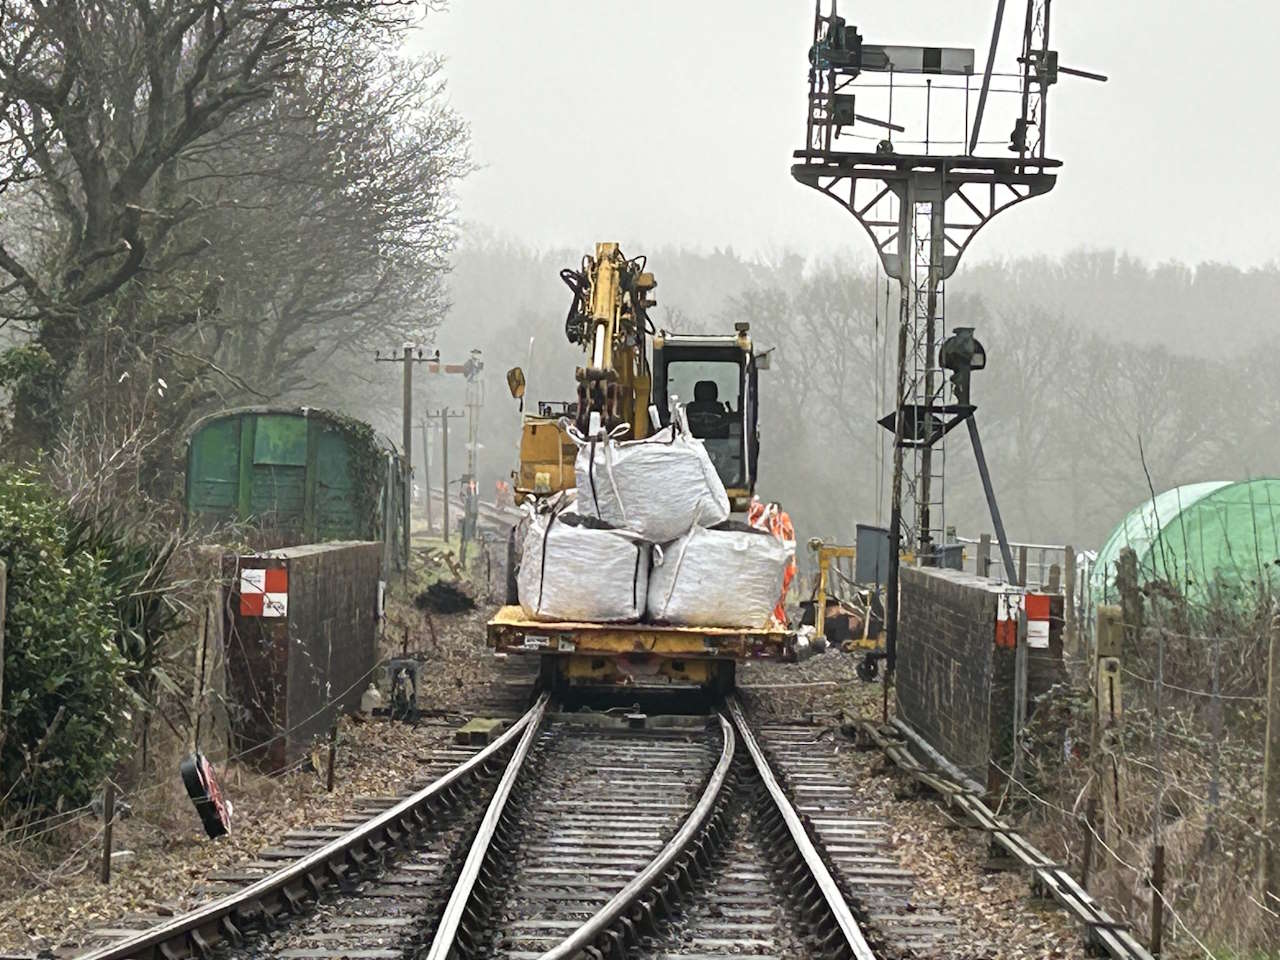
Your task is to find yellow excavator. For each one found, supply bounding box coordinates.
[490,242,789,692]
[506,242,761,509]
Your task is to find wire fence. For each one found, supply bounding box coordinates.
[0,644,392,858]
[1010,583,1279,959]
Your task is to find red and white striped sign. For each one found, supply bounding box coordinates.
[240,567,288,618]
[1025,594,1051,649]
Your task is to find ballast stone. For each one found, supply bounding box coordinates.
[517,509,649,623]
[647,523,792,628]
[574,420,729,544]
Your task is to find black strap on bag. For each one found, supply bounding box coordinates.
[632,544,642,614]
[588,435,602,517]
[535,497,574,613]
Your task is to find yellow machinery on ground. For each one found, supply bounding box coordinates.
[490,243,790,691]
[808,538,885,682]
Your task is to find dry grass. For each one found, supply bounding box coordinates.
[0,715,459,954]
[1014,599,1279,959]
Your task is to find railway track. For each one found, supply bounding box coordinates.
[68,694,974,960]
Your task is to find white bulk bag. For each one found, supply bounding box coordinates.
[573,411,729,544]
[517,507,649,623]
[647,522,792,628]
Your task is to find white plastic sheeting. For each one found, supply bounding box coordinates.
[517,505,650,623]
[573,412,729,544]
[647,522,792,628]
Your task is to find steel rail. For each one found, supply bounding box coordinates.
[423,693,550,960]
[537,714,736,960]
[76,696,549,960]
[860,720,1153,960]
[726,695,879,960]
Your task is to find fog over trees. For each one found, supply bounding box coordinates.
[430,238,1280,555]
[1,3,1274,559]
[0,1,468,489]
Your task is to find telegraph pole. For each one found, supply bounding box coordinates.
[429,408,464,540]
[376,344,439,570]
[420,419,434,533]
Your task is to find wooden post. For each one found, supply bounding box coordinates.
[1262,606,1280,906]
[100,780,116,885]
[0,559,6,716]
[1116,546,1143,648]
[977,534,992,578]
[1080,796,1098,888]
[1091,605,1125,859]
[1064,546,1077,656]
[326,724,338,793]
[1017,545,1028,586]
[1150,843,1166,955]
[401,347,413,574]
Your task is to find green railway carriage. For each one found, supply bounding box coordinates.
[184,406,410,568]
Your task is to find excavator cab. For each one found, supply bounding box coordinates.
[652,322,761,512]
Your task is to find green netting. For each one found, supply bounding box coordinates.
[1090,478,1280,607]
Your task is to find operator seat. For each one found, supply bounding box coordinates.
[685,380,730,438]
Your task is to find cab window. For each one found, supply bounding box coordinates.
[665,358,744,487]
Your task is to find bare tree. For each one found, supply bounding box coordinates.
[0,0,420,453]
[185,44,469,399]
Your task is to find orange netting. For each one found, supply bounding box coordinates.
[748,498,796,625]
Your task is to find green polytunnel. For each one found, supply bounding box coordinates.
[1090,478,1280,608]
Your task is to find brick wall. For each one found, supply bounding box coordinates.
[223,541,381,772]
[897,566,1065,795]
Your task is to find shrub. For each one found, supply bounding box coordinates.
[0,469,131,823]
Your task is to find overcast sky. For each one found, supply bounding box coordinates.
[413,2,1280,268]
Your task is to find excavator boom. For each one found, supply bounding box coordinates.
[507,243,759,507]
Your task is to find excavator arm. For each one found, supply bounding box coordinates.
[561,242,655,438]
[507,241,763,507]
